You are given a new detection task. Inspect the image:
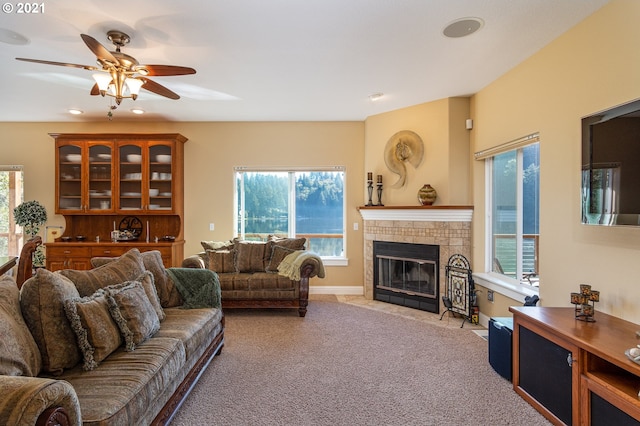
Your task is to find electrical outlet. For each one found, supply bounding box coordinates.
[487,290,494,302]
[353,222,359,231]
[209,223,215,231]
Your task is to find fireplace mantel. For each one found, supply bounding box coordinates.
[358,205,473,222]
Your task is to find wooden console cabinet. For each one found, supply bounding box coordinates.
[510,306,640,425]
[47,133,187,269]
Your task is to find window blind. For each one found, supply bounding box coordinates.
[474,133,539,160]
[0,165,23,171]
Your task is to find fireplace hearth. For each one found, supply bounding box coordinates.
[373,241,439,313]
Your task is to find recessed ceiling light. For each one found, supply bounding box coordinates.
[131,108,145,115]
[369,93,384,101]
[68,109,83,115]
[0,28,29,45]
[443,17,484,38]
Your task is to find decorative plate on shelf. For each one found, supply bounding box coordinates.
[118,216,143,240]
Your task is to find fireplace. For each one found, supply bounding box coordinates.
[373,241,439,313]
[359,205,473,314]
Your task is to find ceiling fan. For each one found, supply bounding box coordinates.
[16,30,196,106]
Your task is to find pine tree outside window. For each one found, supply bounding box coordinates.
[235,167,346,263]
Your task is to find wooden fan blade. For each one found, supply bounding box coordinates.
[15,57,98,71]
[138,65,196,76]
[140,77,180,99]
[80,34,119,65]
[90,83,100,95]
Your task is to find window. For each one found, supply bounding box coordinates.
[0,166,24,257]
[235,167,345,261]
[482,137,539,287]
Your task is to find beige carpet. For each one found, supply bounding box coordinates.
[171,296,550,426]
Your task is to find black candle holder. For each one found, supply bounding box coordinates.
[570,284,599,322]
[366,179,374,206]
[376,182,384,206]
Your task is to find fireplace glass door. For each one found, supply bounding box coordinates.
[376,255,437,298]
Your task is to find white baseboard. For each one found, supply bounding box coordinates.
[310,286,364,295]
[478,312,490,328]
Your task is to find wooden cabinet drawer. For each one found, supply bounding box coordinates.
[90,246,129,257]
[141,246,172,257]
[48,246,88,257]
[90,245,171,259]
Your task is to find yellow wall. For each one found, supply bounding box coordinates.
[0,121,364,289]
[474,284,517,320]
[364,97,471,206]
[471,0,640,322]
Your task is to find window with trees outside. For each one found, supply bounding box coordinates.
[0,166,24,257]
[235,167,346,263]
[484,138,539,287]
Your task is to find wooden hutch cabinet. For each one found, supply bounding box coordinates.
[511,306,640,426]
[47,133,187,270]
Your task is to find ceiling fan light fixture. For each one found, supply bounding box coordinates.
[17,30,195,114]
[92,73,112,95]
[125,78,144,100]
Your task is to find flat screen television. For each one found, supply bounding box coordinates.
[582,98,640,226]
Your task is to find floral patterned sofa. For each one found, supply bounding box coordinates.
[182,236,325,317]
[0,248,224,425]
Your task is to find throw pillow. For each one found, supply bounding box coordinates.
[267,235,307,251]
[106,281,160,351]
[0,275,41,376]
[139,251,179,309]
[266,245,297,273]
[201,240,233,251]
[59,248,145,297]
[207,249,236,273]
[91,250,182,308]
[64,291,123,371]
[234,240,271,272]
[20,268,81,375]
[104,271,165,322]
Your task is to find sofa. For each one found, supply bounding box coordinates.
[182,236,325,317]
[0,248,224,426]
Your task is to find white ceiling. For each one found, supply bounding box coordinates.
[0,0,610,122]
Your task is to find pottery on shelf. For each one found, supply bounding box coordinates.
[417,184,437,205]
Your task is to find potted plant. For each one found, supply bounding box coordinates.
[13,200,47,267]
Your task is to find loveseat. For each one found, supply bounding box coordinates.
[182,236,325,317]
[0,248,224,426]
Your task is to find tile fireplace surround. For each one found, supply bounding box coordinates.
[358,206,473,312]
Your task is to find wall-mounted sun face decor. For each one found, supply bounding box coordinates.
[384,130,424,188]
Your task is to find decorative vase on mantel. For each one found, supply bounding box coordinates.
[417,184,437,206]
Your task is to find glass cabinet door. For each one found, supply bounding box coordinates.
[148,143,174,212]
[88,143,114,212]
[57,143,84,212]
[119,144,143,211]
